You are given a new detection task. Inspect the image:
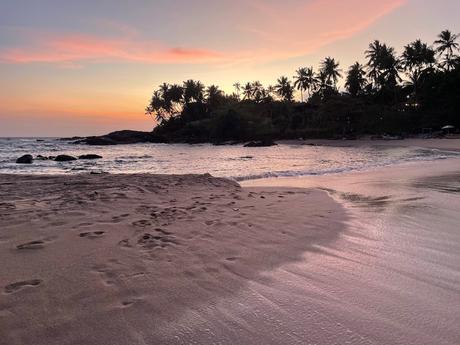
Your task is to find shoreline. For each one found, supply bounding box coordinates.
[1,157,459,344]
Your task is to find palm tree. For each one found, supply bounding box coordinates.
[251,81,264,102]
[242,82,253,100]
[183,80,205,103]
[345,62,367,97]
[320,57,342,89]
[233,82,241,99]
[205,85,223,108]
[401,40,436,99]
[294,67,308,102]
[434,30,460,71]
[365,40,383,88]
[365,41,401,91]
[275,76,294,101]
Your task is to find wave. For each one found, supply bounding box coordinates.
[233,151,459,182]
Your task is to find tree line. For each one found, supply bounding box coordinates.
[146,30,460,143]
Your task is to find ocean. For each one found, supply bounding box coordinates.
[1,137,459,180]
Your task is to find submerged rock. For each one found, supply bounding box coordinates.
[78,154,103,160]
[54,155,77,162]
[16,155,33,164]
[35,155,49,160]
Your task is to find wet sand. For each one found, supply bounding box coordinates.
[1,156,459,344]
[281,138,460,152]
[243,158,460,345]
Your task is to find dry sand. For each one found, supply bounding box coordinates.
[0,173,345,345]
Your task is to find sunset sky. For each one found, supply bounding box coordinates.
[1,0,459,137]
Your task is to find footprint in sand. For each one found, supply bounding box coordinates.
[111,214,131,223]
[132,219,152,227]
[16,240,45,250]
[16,236,56,250]
[79,231,105,239]
[4,279,42,294]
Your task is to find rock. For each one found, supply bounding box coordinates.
[243,140,277,147]
[78,154,103,160]
[16,154,33,164]
[75,130,158,146]
[77,137,118,146]
[54,155,77,162]
[35,155,49,160]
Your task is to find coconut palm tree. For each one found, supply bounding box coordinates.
[402,40,435,72]
[401,40,436,99]
[275,76,294,101]
[242,82,253,100]
[183,80,205,104]
[294,67,308,102]
[205,85,223,108]
[251,81,264,102]
[345,62,367,97]
[233,82,241,99]
[434,30,460,71]
[365,41,401,91]
[320,57,342,89]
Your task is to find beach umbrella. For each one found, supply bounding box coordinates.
[441,125,455,134]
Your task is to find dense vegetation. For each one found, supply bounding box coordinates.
[146,30,460,143]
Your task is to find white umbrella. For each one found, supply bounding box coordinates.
[442,125,455,130]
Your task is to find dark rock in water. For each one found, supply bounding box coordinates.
[78,154,103,160]
[243,140,277,147]
[35,155,49,160]
[74,130,159,146]
[58,136,84,141]
[78,137,118,146]
[54,155,77,162]
[16,154,33,164]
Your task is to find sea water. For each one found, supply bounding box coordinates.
[0,138,458,180]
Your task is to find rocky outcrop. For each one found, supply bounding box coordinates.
[73,130,159,146]
[16,155,33,164]
[54,155,77,162]
[78,154,103,160]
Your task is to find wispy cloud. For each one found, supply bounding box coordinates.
[0,33,222,65]
[0,0,406,66]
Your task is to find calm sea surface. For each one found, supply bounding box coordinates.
[0,138,458,180]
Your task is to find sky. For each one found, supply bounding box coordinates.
[0,0,459,137]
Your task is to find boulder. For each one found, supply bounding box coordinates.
[35,155,49,160]
[16,154,33,164]
[78,154,103,160]
[54,155,77,162]
[243,140,277,147]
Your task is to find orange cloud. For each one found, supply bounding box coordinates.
[0,34,222,65]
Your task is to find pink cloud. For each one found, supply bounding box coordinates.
[0,33,222,65]
[0,0,406,66]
